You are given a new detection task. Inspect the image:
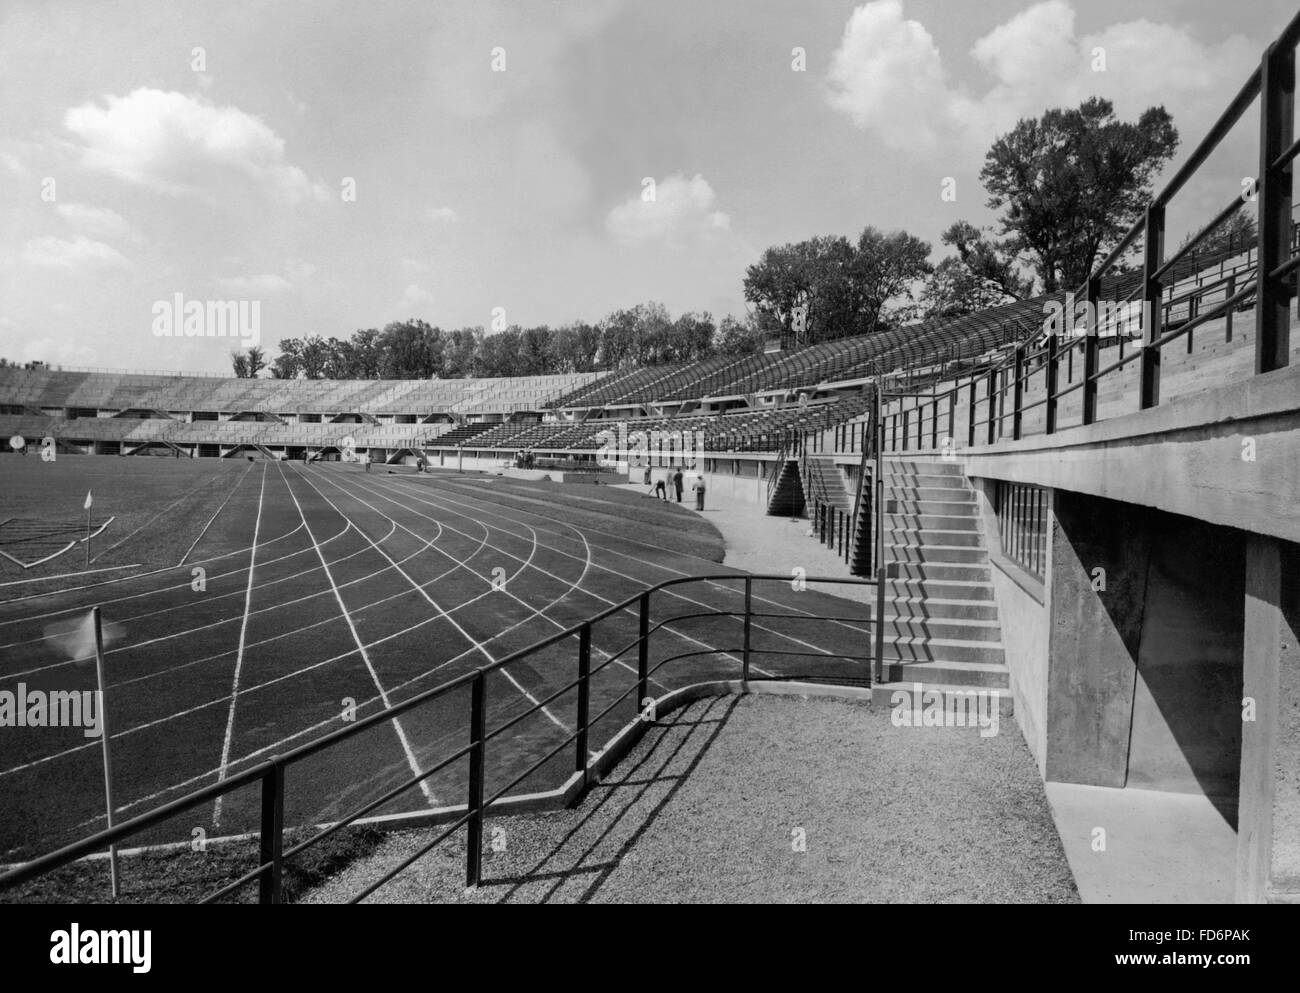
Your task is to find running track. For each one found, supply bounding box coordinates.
[0,462,870,862]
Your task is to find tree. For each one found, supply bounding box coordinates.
[230,351,250,378]
[980,97,1179,293]
[743,227,932,346]
[1180,208,1257,261]
[270,338,303,379]
[298,335,332,379]
[940,221,1034,300]
[716,314,764,355]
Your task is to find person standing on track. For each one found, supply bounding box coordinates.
[643,463,652,490]
[672,467,683,503]
[693,474,707,511]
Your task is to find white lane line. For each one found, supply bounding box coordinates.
[291,463,572,735]
[369,473,779,676]
[276,461,438,807]
[436,475,874,638]
[409,476,862,659]
[179,461,255,566]
[213,462,267,828]
[330,470,670,696]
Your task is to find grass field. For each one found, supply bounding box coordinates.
[0,456,871,898]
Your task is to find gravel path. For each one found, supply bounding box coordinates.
[303,694,1079,903]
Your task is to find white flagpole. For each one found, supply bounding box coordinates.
[84,490,93,568]
[91,606,119,899]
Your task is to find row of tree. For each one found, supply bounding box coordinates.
[233,97,1204,379]
[234,308,767,380]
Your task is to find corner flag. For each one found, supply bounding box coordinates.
[85,490,93,510]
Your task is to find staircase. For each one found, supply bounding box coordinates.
[869,457,1012,711]
[766,458,804,515]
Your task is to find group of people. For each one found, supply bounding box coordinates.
[514,449,536,469]
[643,464,706,510]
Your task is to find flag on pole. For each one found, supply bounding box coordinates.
[85,490,93,510]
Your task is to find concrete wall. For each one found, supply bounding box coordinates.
[1045,492,1244,799]
[1237,536,1300,902]
[972,477,1051,777]
[962,362,1300,545]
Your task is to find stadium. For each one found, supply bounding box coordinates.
[0,1,1297,922]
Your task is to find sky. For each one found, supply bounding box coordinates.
[1,0,1295,374]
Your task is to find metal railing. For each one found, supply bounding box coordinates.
[0,572,879,904]
[876,10,1300,454]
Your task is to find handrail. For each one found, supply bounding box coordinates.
[875,7,1300,456]
[0,571,878,903]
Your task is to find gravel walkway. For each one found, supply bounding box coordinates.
[304,694,1079,903]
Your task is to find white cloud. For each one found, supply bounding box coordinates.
[397,283,433,312]
[427,206,458,223]
[606,173,731,248]
[215,273,292,294]
[21,235,129,270]
[825,1,1257,157]
[54,203,141,243]
[64,88,328,203]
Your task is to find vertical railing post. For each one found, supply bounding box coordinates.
[985,371,996,445]
[575,623,591,779]
[873,379,886,685]
[1045,331,1059,436]
[1226,273,1236,342]
[637,592,650,710]
[1140,202,1165,409]
[258,761,285,905]
[465,671,486,890]
[742,575,753,681]
[1011,346,1024,440]
[1257,38,1295,373]
[901,407,909,452]
[967,378,976,448]
[1082,275,1101,425]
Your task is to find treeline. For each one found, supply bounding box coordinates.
[231,97,1188,382]
[235,305,764,380]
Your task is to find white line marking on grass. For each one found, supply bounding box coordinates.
[370,473,779,676]
[276,461,438,807]
[291,463,573,736]
[0,521,310,614]
[213,463,267,828]
[178,461,255,566]
[327,469,675,693]
[0,563,142,588]
[418,477,865,661]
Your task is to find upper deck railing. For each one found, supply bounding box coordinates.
[878,9,1300,454]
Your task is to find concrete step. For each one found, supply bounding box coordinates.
[889,543,988,564]
[884,486,975,503]
[884,513,980,531]
[884,460,964,475]
[882,636,1006,666]
[886,578,994,601]
[884,596,1000,621]
[883,498,978,515]
[879,655,1010,684]
[884,471,966,489]
[887,561,992,582]
[880,617,1003,641]
[887,527,984,547]
[871,680,1014,716]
